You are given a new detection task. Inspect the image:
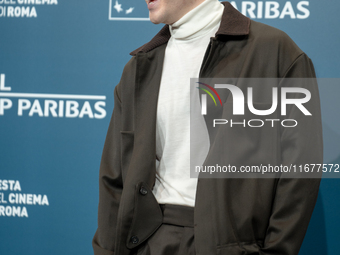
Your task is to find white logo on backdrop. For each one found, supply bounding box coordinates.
[0,179,49,218]
[0,74,107,119]
[0,0,58,18]
[108,0,310,21]
[109,0,148,21]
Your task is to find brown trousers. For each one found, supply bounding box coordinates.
[136,204,195,255]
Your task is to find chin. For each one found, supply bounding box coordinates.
[149,10,172,24]
[149,13,163,24]
[149,16,161,24]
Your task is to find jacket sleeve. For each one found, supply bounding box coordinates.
[92,84,123,255]
[259,54,323,255]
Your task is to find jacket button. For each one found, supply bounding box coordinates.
[130,235,139,244]
[139,186,148,195]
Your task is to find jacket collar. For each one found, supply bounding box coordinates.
[130,1,250,56]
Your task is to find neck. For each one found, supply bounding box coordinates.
[169,0,224,40]
[169,0,206,25]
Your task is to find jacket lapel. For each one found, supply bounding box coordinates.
[132,44,167,187]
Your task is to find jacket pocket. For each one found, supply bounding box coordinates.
[120,131,134,177]
[217,241,262,255]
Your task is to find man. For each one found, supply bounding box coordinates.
[93,0,323,254]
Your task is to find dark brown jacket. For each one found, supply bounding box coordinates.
[93,2,323,255]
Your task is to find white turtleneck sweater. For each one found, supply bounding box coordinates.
[152,0,224,207]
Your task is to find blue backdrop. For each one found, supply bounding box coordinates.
[0,1,339,254]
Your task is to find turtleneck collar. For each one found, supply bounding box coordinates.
[169,0,224,41]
